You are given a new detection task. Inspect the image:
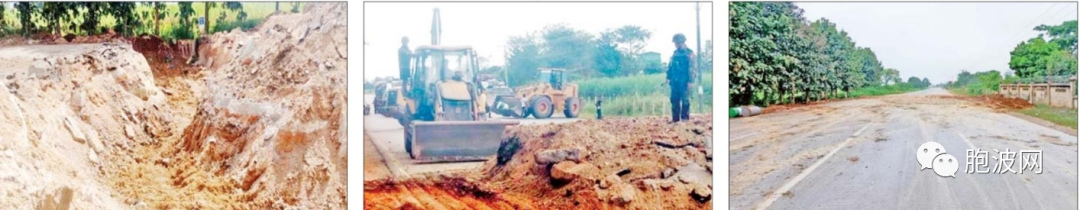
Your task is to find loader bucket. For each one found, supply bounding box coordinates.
[409,120,519,163]
[492,96,526,118]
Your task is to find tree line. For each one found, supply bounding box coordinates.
[0,2,301,40]
[499,24,714,87]
[1008,20,1078,78]
[948,20,1077,95]
[729,2,926,107]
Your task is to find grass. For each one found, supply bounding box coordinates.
[577,72,713,99]
[1017,104,1078,129]
[577,93,712,119]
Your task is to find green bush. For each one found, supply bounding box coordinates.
[212,18,261,33]
[848,83,920,98]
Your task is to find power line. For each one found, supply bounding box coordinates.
[1006,3,1067,44]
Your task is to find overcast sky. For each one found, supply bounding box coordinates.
[796,2,1078,84]
[363,2,714,81]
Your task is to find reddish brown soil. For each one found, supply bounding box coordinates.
[364,177,538,210]
[932,94,1033,110]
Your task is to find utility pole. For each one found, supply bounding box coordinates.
[695,2,703,113]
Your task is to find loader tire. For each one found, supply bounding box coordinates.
[564,97,581,118]
[529,96,554,119]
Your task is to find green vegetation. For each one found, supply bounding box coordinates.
[1009,20,1078,78]
[502,24,712,88]
[729,2,925,107]
[0,2,299,39]
[574,73,713,118]
[947,20,1076,97]
[946,70,1006,96]
[848,83,922,98]
[1018,104,1078,128]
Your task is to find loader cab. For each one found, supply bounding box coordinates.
[539,68,567,90]
[408,45,482,121]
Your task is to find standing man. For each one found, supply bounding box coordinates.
[666,33,695,123]
[399,36,412,91]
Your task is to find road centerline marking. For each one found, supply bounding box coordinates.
[755,122,875,210]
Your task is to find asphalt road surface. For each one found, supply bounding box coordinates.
[729,88,1078,210]
[362,94,582,179]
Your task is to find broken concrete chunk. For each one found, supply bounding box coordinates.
[675,163,712,188]
[535,148,581,165]
[639,179,675,191]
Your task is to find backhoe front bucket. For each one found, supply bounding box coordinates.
[409,120,519,163]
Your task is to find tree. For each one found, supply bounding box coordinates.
[0,3,6,32]
[540,24,595,75]
[596,25,651,76]
[170,2,196,39]
[78,2,107,35]
[40,2,76,35]
[291,2,301,13]
[921,78,930,88]
[1010,37,1060,77]
[204,2,216,34]
[505,33,543,87]
[1035,20,1077,55]
[700,40,713,72]
[15,2,35,36]
[106,2,138,36]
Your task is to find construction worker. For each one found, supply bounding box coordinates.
[666,33,694,123]
[399,36,412,88]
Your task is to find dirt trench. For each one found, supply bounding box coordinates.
[0,3,347,209]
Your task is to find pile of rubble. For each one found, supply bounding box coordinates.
[364,116,713,209]
[473,116,713,209]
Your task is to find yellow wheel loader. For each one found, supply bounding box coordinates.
[399,45,517,163]
[493,68,583,119]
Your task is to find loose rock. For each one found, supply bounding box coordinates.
[535,148,581,165]
[550,161,578,182]
[64,117,86,144]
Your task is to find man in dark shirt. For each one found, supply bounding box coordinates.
[667,33,695,123]
[398,36,412,86]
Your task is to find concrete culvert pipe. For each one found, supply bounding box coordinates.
[739,106,762,117]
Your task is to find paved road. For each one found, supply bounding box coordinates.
[729,88,1078,210]
[362,94,583,179]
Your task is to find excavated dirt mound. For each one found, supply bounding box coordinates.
[175,2,348,208]
[932,94,1034,111]
[364,116,713,209]
[0,43,165,209]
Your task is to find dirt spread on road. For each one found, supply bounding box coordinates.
[364,116,714,209]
